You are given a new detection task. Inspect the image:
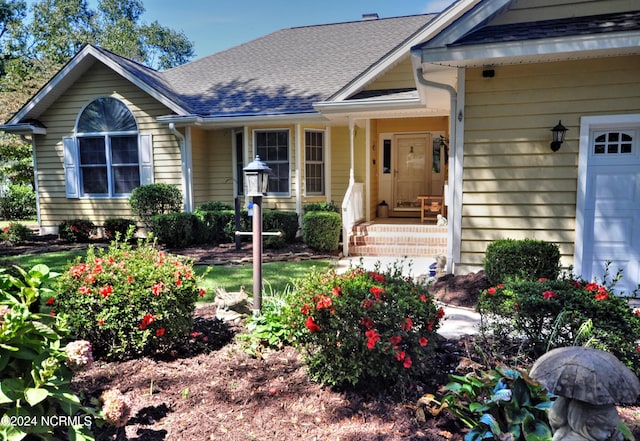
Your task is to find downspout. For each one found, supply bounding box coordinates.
[169,123,193,212]
[295,124,303,228]
[21,134,41,231]
[415,68,461,273]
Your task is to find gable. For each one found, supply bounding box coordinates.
[412,0,640,69]
[489,0,636,25]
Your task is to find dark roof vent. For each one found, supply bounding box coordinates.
[362,13,379,21]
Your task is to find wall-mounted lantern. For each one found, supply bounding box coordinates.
[550,120,568,152]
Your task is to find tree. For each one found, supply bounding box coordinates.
[0,0,195,197]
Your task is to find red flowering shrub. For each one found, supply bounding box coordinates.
[291,263,444,388]
[58,219,96,242]
[478,274,640,375]
[54,234,208,360]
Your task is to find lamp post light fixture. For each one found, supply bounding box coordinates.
[243,156,271,315]
[550,120,568,152]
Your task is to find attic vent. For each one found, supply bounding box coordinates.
[362,13,379,20]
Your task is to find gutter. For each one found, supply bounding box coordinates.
[158,112,325,128]
[169,123,194,212]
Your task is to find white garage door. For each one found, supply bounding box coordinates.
[580,125,640,295]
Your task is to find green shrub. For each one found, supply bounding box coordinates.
[301,211,341,252]
[483,239,561,285]
[103,218,137,241]
[59,218,96,242]
[477,274,640,375]
[421,366,553,441]
[197,200,233,211]
[0,264,109,440]
[0,184,36,220]
[263,210,298,248]
[129,183,182,227]
[195,209,244,244]
[54,234,207,360]
[1,221,33,243]
[151,212,203,248]
[290,263,444,388]
[303,201,340,213]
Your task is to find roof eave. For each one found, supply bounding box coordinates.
[314,97,425,114]
[156,111,327,128]
[417,31,640,69]
[7,46,189,125]
[0,123,47,135]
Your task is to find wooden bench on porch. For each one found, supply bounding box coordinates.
[418,195,444,223]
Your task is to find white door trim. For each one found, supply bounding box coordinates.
[575,113,640,279]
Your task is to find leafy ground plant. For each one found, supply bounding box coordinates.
[419,366,553,441]
[0,264,129,440]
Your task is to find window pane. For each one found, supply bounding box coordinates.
[79,137,106,164]
[81,167,108,194]
[256,130,289,194]
[111,136,139,164]
[235,131,244,196]
[305,131,324,195]
[113,166,140,194]
[305,163,323,194]
[78,97,137,133]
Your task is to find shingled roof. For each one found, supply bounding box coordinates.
[452,10,640,46]
[160,14,437,117]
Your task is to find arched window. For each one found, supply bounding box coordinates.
[64,97,152,198]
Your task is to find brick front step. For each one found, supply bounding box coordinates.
[348,221,447,257]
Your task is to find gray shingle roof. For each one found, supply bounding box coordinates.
[160,14,436,117]
[452,10,640,46]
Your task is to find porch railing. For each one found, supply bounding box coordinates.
[341,181,364,257]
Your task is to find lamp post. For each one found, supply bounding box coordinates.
[243,155,271,315]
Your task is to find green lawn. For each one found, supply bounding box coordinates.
[0,249,333,301]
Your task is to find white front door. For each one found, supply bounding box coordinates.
[577,116,640,295]
[394,134,430,211]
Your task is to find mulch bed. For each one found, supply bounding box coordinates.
[2,237,638,440]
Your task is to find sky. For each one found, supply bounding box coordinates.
[27,0,456,59]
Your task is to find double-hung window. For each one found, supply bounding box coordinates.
[304,130,325,195]
[255,129,290,195]
[65,97,151,198]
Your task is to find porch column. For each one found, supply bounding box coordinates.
[349,117,355,185]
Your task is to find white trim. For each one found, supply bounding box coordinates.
[325,126,332,203]
[184,127,194,212]
[365,119,371,221]
[574,114,640,278]
[8,46,187,125]
[450,68,465,272]
[295,124,302,218]
[420,32,640,67]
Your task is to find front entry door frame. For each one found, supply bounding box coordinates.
[378,131,446,216]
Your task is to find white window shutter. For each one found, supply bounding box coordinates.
[139,134,154,185]
[63,136,79,198]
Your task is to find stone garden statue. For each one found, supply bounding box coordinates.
[214,287,251,321]
[530,346,640,441]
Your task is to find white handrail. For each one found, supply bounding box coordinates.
[341,181,364,257]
